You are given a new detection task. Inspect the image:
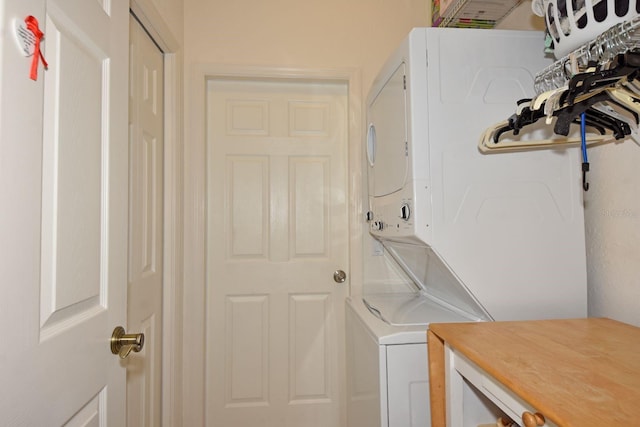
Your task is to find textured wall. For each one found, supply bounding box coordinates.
[584,142,640,326]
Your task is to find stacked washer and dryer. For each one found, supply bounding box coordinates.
[346,28,588,426]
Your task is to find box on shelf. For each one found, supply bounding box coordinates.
[432,0,523,28]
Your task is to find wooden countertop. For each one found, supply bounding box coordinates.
[428,318,640,426]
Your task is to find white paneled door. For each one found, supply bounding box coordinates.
[0,0,129,425]
[206,78,349,427]
[128,15,164,427]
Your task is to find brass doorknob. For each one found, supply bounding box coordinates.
[333,270,347,283]
[111,326,145,359]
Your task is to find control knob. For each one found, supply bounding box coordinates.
[400,203,411,221]
[372,220,384,231]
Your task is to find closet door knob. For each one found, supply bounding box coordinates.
[111,326,145,359]
[333,270,347,283]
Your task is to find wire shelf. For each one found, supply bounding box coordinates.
[535,16,640,94]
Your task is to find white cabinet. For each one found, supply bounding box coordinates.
[346,300,433,427]
[387,344,430,427]
[346,304,383,427]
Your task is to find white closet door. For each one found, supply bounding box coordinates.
[0,0,129,424]
[206,77,350,427]
[127,14,164,427]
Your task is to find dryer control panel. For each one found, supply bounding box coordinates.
[369,200,412,231]
[368,196,424,244]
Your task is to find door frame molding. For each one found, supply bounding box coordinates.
[183,64,363,426]
[129,2,184,426]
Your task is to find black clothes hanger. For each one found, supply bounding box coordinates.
[554,88,634,139]
[582,108,631,138]
[563,52,640,105]
[492,100,546,142]
[491,90,631,143]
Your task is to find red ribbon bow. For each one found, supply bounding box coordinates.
[25,15,48,81]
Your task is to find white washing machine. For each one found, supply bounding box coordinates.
[347,27,589,427]
[346,296,465,427]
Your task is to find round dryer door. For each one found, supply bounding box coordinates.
[367,62,408,197]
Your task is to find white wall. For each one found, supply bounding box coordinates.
[183,0,428,96]
[148,0,184,38]
[496,0,545,31]
[585,143,640,327]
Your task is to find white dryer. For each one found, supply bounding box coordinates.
[348,27,588,427]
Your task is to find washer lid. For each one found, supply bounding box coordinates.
[381,240,492,322]
[363,293,475,326]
